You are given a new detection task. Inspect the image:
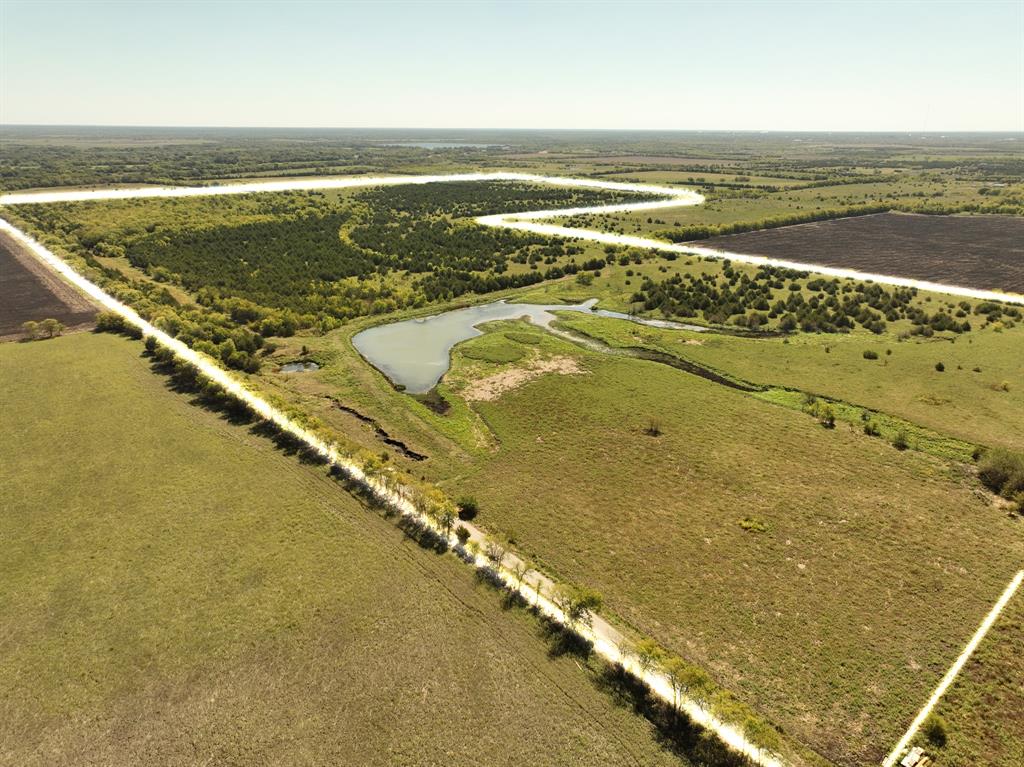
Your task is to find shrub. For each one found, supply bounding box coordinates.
[923,713,948,748]
[94,311,127,334]
[862,350,878,360]
[738,517,768,533]
[893,430,910,451]
[455,525,471,546]
[644,417,663,437]
[806,399,836,428]
[935,361,945,372]
[977,448,1024,498]
[818,404,836,428]
[863,420,880,437]
[456,496,479,521]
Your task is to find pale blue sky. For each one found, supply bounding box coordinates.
[1,0,1021,130]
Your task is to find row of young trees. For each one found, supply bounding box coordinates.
[20,318,65,340]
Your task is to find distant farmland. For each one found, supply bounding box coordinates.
[697,213,1024,294]
[0,232,95,337]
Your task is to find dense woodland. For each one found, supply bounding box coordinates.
[630,262,1020,334]
[9,182,646,372]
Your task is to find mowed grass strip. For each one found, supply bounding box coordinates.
[0,332,686,767]
[443,331,1024,766]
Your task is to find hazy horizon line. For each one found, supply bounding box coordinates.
[3,123,1022,135]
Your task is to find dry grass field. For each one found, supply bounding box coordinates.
[424,324,1023,767]
[919,590,1024,766]
[0,332,688,767]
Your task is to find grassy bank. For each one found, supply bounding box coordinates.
[553,312,1024,452]
[423,322,1023,766]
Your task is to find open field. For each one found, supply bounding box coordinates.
[0,332,689,767]
[917,589,1024,766]
[697,212,1024,294]
[553,177,1023,240]
[551,312,1024,452]
[0,230,95,337]
[255,301,1024,766]
[433,326,1023,766]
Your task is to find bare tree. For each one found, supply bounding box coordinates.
[485,539,506,569]
[511,559,532,590]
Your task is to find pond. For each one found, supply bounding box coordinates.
[351,299,703,393]
[280,361,321,373]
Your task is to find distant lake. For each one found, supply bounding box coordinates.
[352,299,703,393]
[376,141,509,149]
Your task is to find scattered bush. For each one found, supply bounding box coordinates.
[863,420,880,437]
[893,430,910,451]
[738,517,768,533]
[455,525,471,546]
[935,361,945,372]
[805,398,836,428]
[976,448,1024,498]
[862,350,878,360]
[456,496,479,521]
[923,713,948,748]
[644,417,663,437]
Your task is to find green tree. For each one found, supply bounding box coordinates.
[21,321,38,340]
[743,716,783,759]
[40,318,64,338]
[634,638,664,677]
[552,584,603,629]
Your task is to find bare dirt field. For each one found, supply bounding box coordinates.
[696,212,1024,294]
[0,231,96,338]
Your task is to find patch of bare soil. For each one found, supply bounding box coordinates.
[462,356,585,402]
[697,212,1024,294]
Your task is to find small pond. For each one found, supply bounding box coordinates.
[352,299,703,393]
[280,361,321,373]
